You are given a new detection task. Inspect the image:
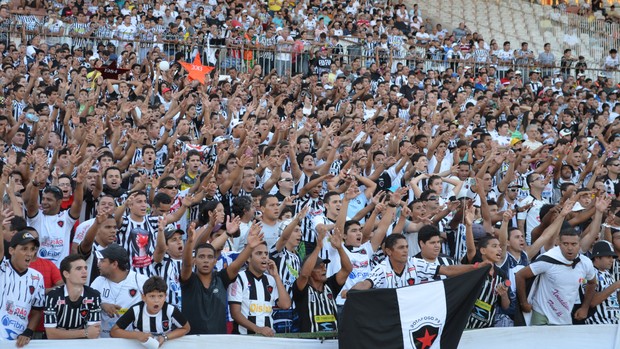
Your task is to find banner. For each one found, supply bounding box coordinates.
[339,267,489,349]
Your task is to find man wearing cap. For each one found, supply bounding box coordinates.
[153,221,185,310]
[584,241,620,324]
[0,231,45,346]
[90,243,148,338]
[294,228,351,333]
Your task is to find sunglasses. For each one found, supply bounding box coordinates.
[162,185,178,190]
[508,188,519,192]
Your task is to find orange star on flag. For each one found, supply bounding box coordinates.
[179,53,214,85]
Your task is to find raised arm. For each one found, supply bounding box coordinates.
[463,203,477,263]
[180,222,196,283]
[69,164,88,220]
[226,223,264,281]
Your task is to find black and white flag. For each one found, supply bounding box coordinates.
[339,266,490,349]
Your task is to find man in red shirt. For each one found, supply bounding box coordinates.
[25,227,64,338]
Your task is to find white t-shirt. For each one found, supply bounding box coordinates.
[90,271,148,337]
[322,239,373,306]
[0,259,45,340]
[529,247,596,325]
[73,217,96,245]
[27,210,77,267]
[261,221,281,250]
[517,195,549,245]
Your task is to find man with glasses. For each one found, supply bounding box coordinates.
[275,172,294,202]
[517,173,550,246]
[25,165,88,268]
[603,157,620,197]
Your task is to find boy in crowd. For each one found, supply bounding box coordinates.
[111,276,190,345]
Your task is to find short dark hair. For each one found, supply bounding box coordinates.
[60,254,86,283]
[153,192,172,207]
[143,276,168,294]
[477,235,498,250]
[344,220,361,235]
[384,234,406,250]
[324,191,341,205]
[418,225,441,245]
[559,228,580,238]
[232,195,253,217]
[195,243,216,257]
[259,194,277,207]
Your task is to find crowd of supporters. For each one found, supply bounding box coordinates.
[3,0,620,346]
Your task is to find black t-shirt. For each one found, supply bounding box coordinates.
[293,274,343,333]
[181,269,232,335]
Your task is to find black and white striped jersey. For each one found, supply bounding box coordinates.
[269,244,301,302]
[466,266,507,329]
[296,195,325,244]
[413,253,456,280]
[68,22,92,48]
[153,255,183,310]
[293,274,343,333]
[292,172,311,196]
[114,301,187,335]
[366,257,439,289]
[585,269,619,324]
[117,214,160,276]
[228,269,279,334]
[44,285,102,330]
[0,259,46,340]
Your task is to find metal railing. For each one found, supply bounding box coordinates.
[3,14,620,82]
[533,1,620,68]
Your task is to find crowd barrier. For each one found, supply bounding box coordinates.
[16,324,619,349]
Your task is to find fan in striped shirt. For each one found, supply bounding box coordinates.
[153,224,185,310]
[350,235,480,291]
[228,242,291,336]
[111,276,190,345]
[293,228,351,333]
[116,191,184,276]
[413,225,456,280]
[463,235,511,329]
[584,241,620,325]
[0,231,46,344]
[269,208,307,333]
[44,254,102,339]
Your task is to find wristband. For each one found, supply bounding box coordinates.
[21,328,33,338]
[163,334,169,342]
[85,327,88,338]
[474,262,480,269]
[388,202,398,208]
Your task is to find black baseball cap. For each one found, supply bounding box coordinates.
[164,226,184,241]
[591,241,617,259]
[303,256,331,269]
[10,231,40,248]
[96,243,129,266]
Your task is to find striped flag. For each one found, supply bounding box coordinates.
[339,266,490,349]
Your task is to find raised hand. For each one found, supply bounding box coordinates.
[226,214,241,233]
[330,227,344,250]
[247,222,264,249]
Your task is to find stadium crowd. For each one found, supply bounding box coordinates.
[3,0,620,346]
